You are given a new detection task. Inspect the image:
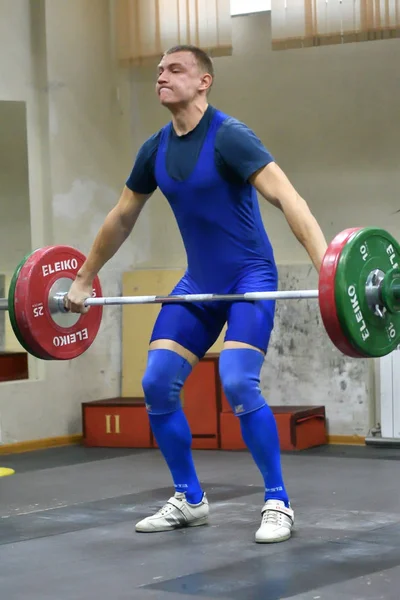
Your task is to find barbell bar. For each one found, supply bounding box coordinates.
[59,288,321,308]
[1,226,399,361]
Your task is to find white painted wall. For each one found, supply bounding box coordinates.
[0,4,398,442]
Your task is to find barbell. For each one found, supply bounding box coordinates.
[1,226,400,361]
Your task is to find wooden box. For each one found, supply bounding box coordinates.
[272,405,327,451]
[220,405,327,452]
[82,356,327,453]
[82,397,152,448]
[82,355,221,449]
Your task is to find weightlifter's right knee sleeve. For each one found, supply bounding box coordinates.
[141,349,193,415]
[141,348,203,503]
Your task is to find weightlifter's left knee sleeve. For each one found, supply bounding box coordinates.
[219,348,266,416]
[141,349,193,415]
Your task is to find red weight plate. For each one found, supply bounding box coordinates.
[14,246,103,360]
[319,228,368,358]
[9,249,52,359]
[13,247,77,360]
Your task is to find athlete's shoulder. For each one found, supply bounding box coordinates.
[215,112,257,138]
[213,112,274,184]
[138,128,164,157]
[126,129,165,194]
[215,111,272,156]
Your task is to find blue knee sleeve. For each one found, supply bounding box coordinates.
[142,349,193,415]
[219,349,266,415]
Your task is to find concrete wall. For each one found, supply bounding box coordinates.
[0,101,32,351]
[128,13,400,269]
[0,276,4,351]
[0,0,132,443]
[0,3,398,442]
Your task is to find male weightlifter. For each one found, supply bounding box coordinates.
[66,45,328,543]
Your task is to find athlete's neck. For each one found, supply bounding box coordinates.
[170,101,209,136]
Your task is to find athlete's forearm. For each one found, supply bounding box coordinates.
[76,208,135,283]
[283,197,328,272]
[250,164,328,272]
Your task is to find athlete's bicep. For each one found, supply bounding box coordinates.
[126,133,159,195]
[215,119,274,184]
[119,185,152,217]
[111,185,152,233]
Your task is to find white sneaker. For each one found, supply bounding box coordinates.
[255,499,294,543]
[135,492,209,533]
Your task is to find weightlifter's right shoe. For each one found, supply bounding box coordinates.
[135,492,209,532]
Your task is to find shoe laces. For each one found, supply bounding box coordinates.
[155,503,175,517]
[155,494,184,517]
[262,508,284,526]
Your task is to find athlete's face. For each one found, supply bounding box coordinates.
[156,52,211,107]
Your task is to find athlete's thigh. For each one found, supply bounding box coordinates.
[150,274,228,359]
[224,268,278,353]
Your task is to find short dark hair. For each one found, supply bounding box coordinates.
[164,45,214,80]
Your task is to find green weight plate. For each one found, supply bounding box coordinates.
[335,227,400,357]
[8,251,49,360]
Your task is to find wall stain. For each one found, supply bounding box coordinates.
[261,264,371,436]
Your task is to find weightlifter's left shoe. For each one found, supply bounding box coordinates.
[255,499,294,543]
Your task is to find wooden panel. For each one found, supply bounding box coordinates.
[122,269,226,397]
[220,411,246,450]
[183,359,218,436]
[0,351,28,382]
[220,386,231,413]
[122,269,183,397]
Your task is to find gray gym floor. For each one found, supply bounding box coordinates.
[1,444,400,600]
